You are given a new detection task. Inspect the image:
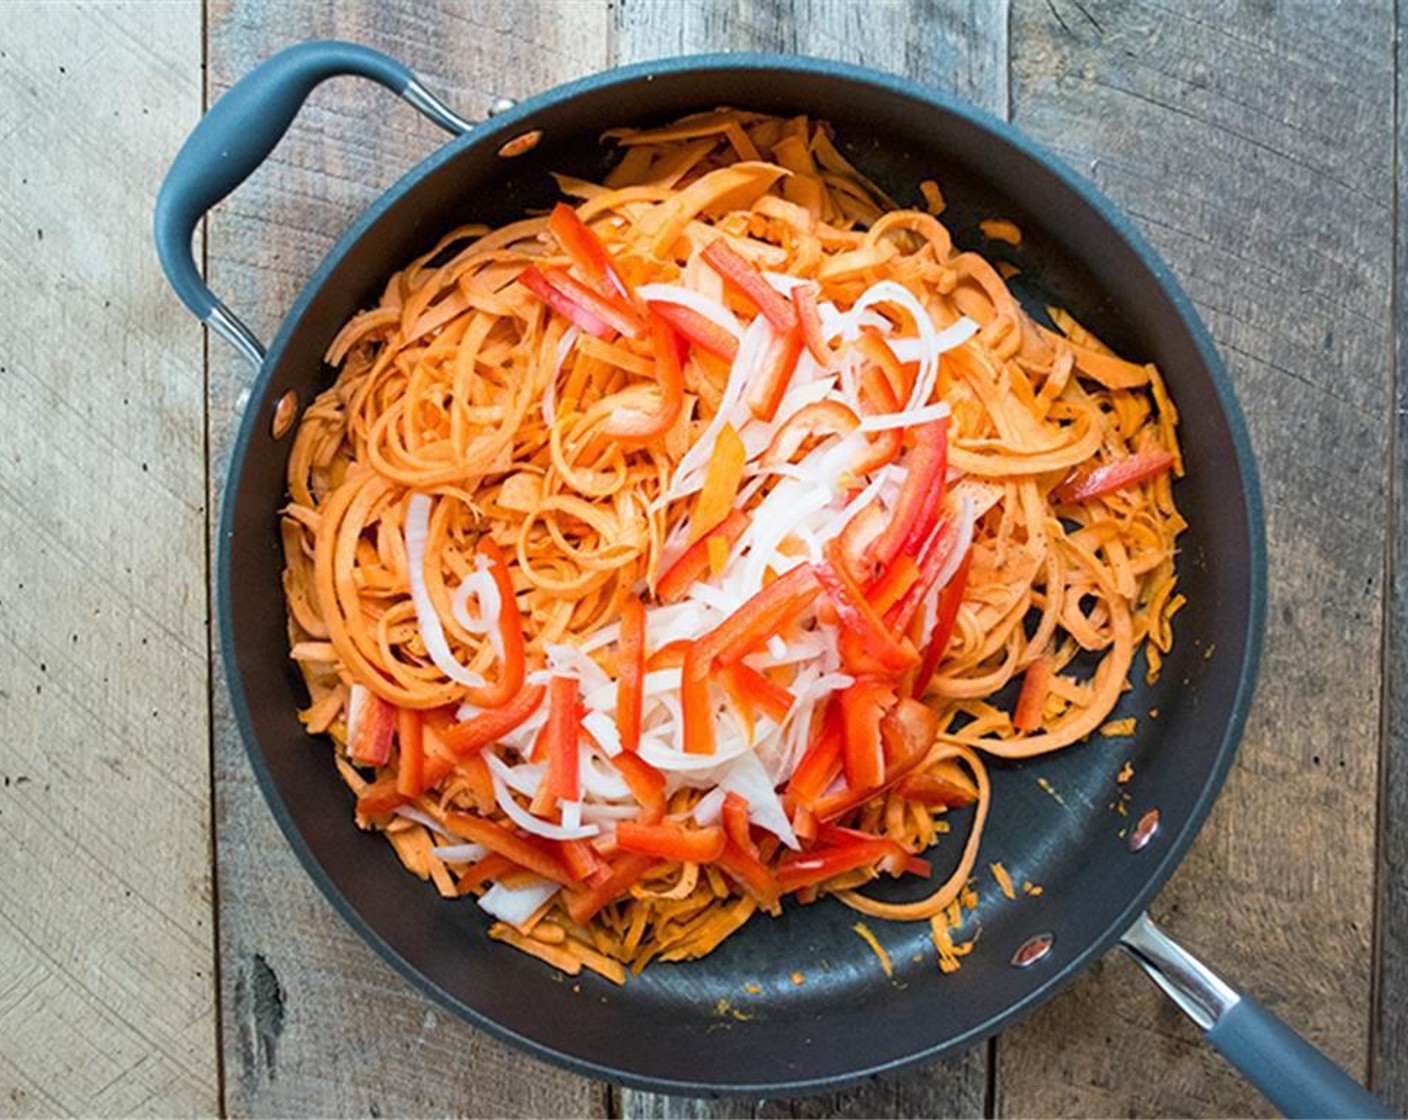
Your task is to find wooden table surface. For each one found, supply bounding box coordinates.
[4,1,1405,1115]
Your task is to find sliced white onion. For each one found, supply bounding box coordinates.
[580,710,622,757]
[858,400,952,432]
[692,786,728,826]
[766,635,788,660]
[545,644,611,693]
[494,760,545,798]
[918,491,977,648]
[635,283,744,340]
[478,878,559,927]
[451,556,504,661]
[394,806,449,836]
[344,683,369,755]
[579,753,631,800]
[542,326,579,428]
[430,842,489,862]
[405,494,487,688]
[580,802,642,824]
[485,756,600,840]
[665,315,774,504]
[560,800,583,831]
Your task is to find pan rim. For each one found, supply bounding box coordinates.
[213,50,1267,1096]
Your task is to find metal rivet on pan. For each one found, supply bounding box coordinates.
[498,130,542,158]
[1011,932,1055,969]
[487,96,517,117]
[1129,808,1161,852]
[271,390,298,440]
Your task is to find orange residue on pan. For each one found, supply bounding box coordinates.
[979,218,1022,245]
[1100,717,1137,737]
[789,971,806,987]
[1117,760,1135,784]
[852,922,894,978]
[990,861,1016,900]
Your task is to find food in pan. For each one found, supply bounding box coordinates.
[280,108,1185,982]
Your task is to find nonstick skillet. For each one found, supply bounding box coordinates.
[155,43,1389,1117]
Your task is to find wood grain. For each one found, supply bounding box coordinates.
[0,3,217,1115]
[610,1,1005,1112]
[1378,1,1408,1109]
[205,3,612,1116]
[999,1,1393,1115]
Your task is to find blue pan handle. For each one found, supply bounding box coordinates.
[1120,913,1393,1118]
[153,40,475,367]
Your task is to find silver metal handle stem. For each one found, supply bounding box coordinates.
[1118,910,1239,1030]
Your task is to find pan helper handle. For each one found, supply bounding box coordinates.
[1119,912,1392,1118]
[153,41,476,367]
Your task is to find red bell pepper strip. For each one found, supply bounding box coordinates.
[656,509,750,602]
[883,520,957,634]
[722,792,758,858]
[542,675,581,803]
[911,547,972,699]
[394,707,426,798]
[565,852,658,924]
[851,365,906,477]
[810,702,933,821]
[547,202,632,304]
[761,399,859,466]
[867,554,920,618]
[356,754,454,817]
[462,537,527,710]
[747,325,804,422]
[869,419,949,568]
[617,595,646,754]
[840,678,894,793]
[442,812,577,886]
[716,799,780,906]
[540,266,643,338]
[519,265,617,340]
[702,239,798,335]
[856,329,913,403]
[787,699,845,807]
[610,750,667,824]
[724,662,794,723]
[616,821,726,863]
[815,543,918,676]
[559,838,608,884]
[457,851,515,892]
[1054,449,1175,504]
[682,566,823,755]
[835,502,886,583]
[717,841,781,907]
[601,310,684,443]
[441,681,546,756]
[777,832,898,893]
[790,283,834,366]
[1013,657,1054,733]
[896,770,979,808]
[644,639,693,671]
[648,301,740,362]
[351,693,396,766]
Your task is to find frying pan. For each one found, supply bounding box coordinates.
[155,44,1390,1117]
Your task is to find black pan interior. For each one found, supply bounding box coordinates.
[218,56,1263,1095]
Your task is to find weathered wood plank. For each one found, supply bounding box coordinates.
[611,1,1006,1113]
[0,3,217,1115]
[1001,1,1393,1115]
[205,3,613,1115]
[1377,3,1408,1109]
